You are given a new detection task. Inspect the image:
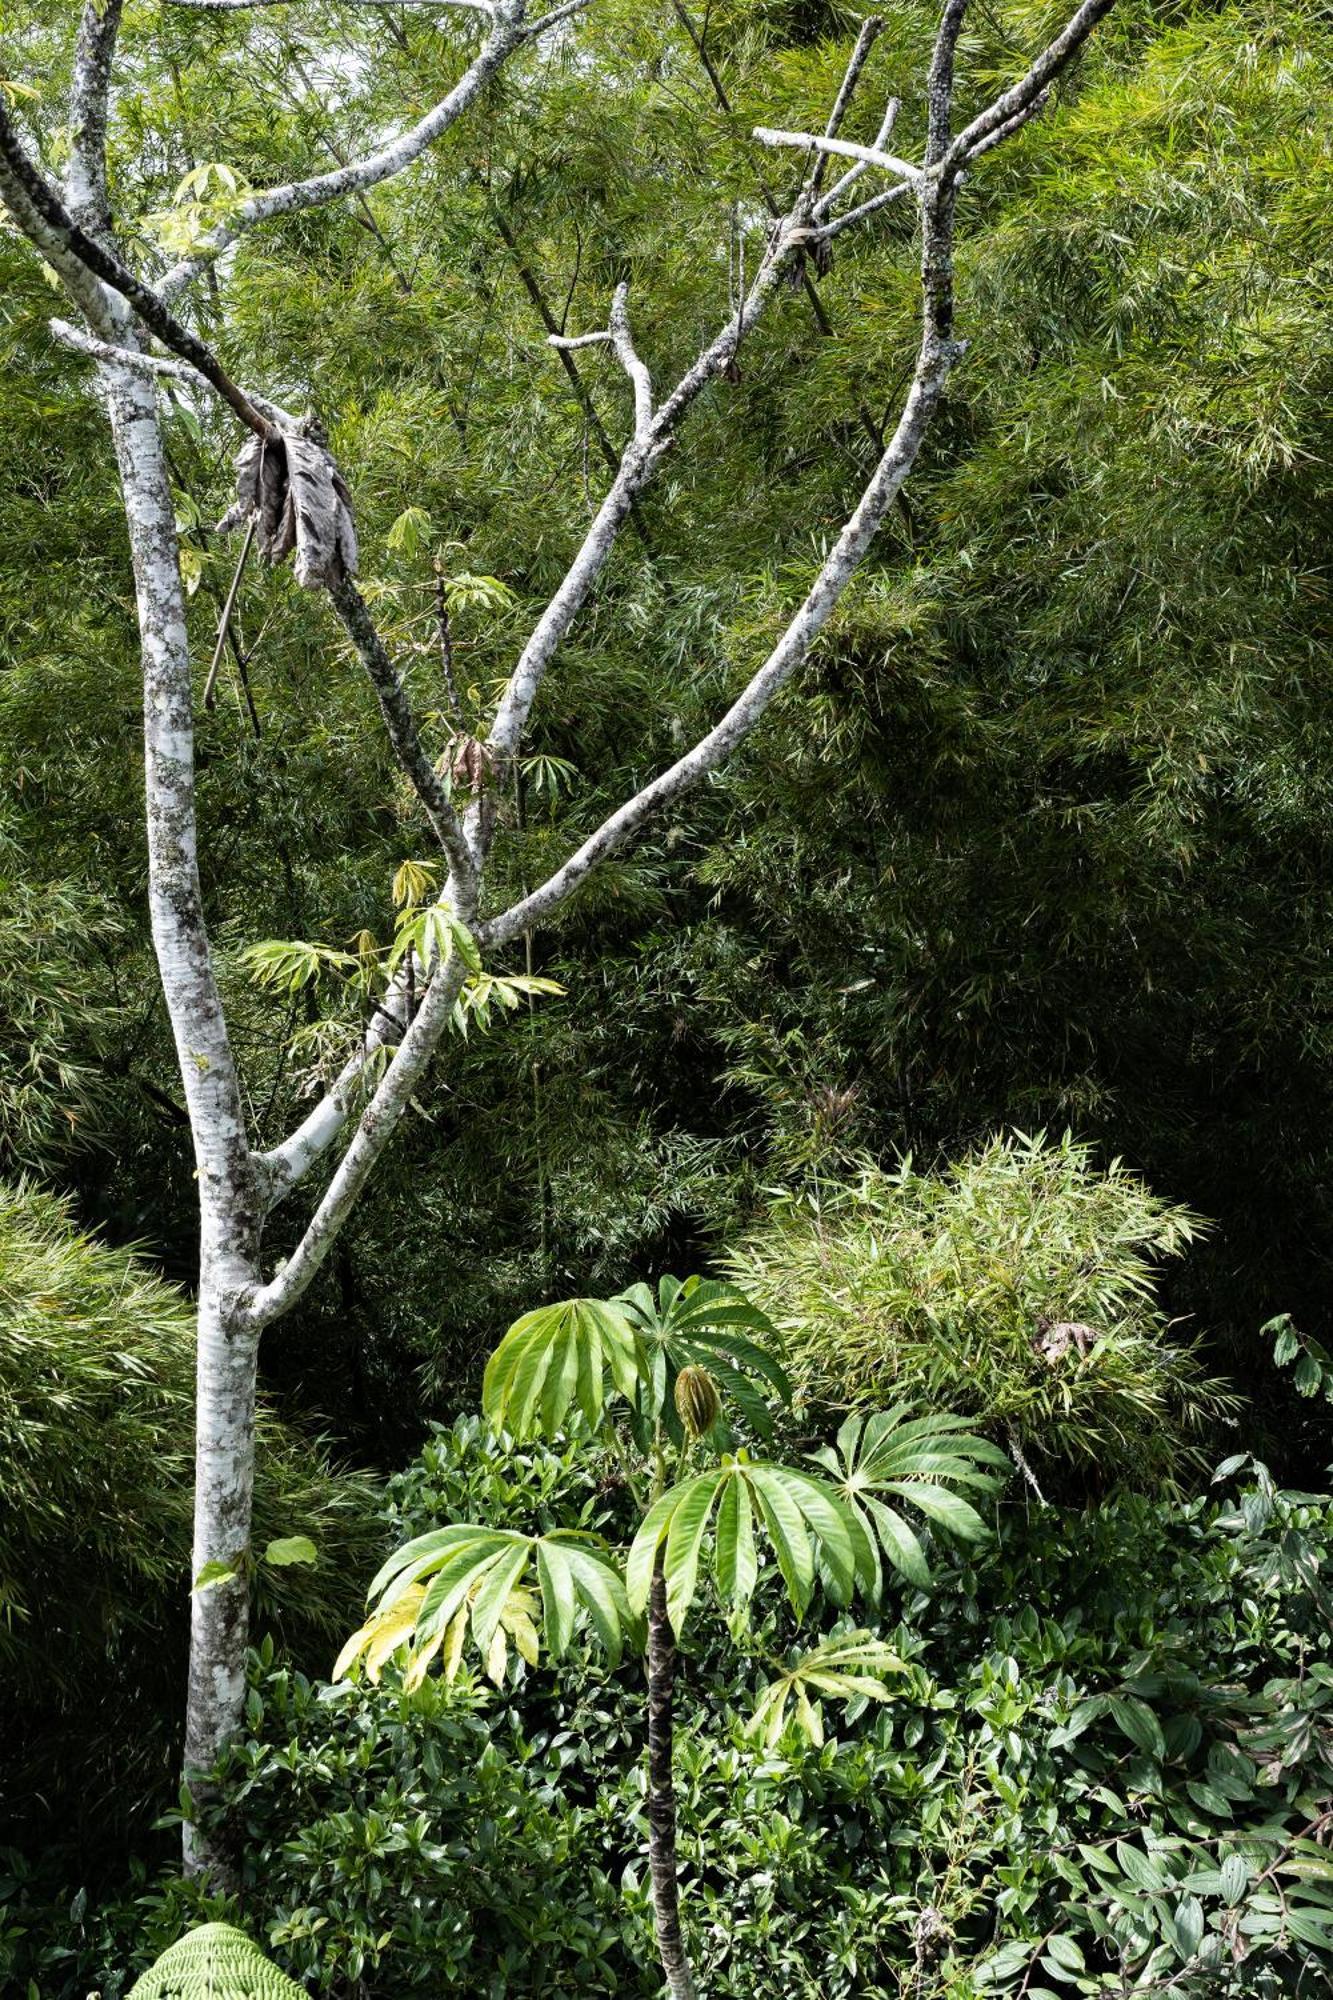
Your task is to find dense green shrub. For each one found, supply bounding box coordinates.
[0,1182,384,1855]
[728,1133,1237,1489]
[11,1420,1333,1999]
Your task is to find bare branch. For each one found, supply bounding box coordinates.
[481,12,916,786]
[552,287,652,441]
[158,9,530,298]
[327,576,480,899]
[477,0,1119,949]
[608,283,653,441]
[966,85,1050,160]
[522,0,591,34]
[813,96,899,218]
[817,177,912,242]
[485,209,807,767]
[925,0,970,170]
[49,318,294,428]
[753,125,921,185]
[269,205,808,1198]
[809,15,882,196]
[67,0,125,233]
[203,514,256,710]
[482,332,965,951]
[548,329,613,351]
[251,953,472,1323]
[946,0,1115,170]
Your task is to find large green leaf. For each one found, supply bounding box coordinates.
[341,1524,631,1684]
[624,1456,868,1634]
[618,1274,790,1435]
[746,1465,816,1616]
[625,1484,685,1616]
[748,1631,906,1748]
[482,1299,642,1437]
[812,1404,1005,1589]
[714,1470,758,1608]
[663,1470,725,1634]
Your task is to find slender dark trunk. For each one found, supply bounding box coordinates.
[647,1560,699,2000]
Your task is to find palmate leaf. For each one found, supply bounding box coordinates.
[337,1524,633,1687]
[479,1277,786,1448]
[625,1455,872,1638]
[482,1298,643,1437]
[810,1405,1008,1591]
[618,1274,790,1439]
[747,1631,907,1748]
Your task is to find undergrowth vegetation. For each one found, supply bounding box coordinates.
[0,1182,382,1855]
[5,0,1333,1991]
[9,1422,1333,1999]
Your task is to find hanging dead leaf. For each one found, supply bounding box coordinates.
[449,734,495,793]
[217,418,358,590]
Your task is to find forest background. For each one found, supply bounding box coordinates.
[3,0,1333,1995]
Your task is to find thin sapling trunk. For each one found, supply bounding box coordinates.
[647,1556,698,2000]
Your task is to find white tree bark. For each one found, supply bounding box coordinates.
[98,322,266,1869]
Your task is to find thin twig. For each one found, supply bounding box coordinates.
[810,16,883,196]
[608,283,653,440]
[435,576,467,724]
[203,513,256,709]
[814,97,900,217]
[819,178,912,243]
[753,124,921,183]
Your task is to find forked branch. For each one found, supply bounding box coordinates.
[260,0,1117,1233]
[257,0,1115,1229]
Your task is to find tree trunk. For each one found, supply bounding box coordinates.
[100,309,262,1880]
[647,1560,699,2000]
[181,1261,261,1878]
